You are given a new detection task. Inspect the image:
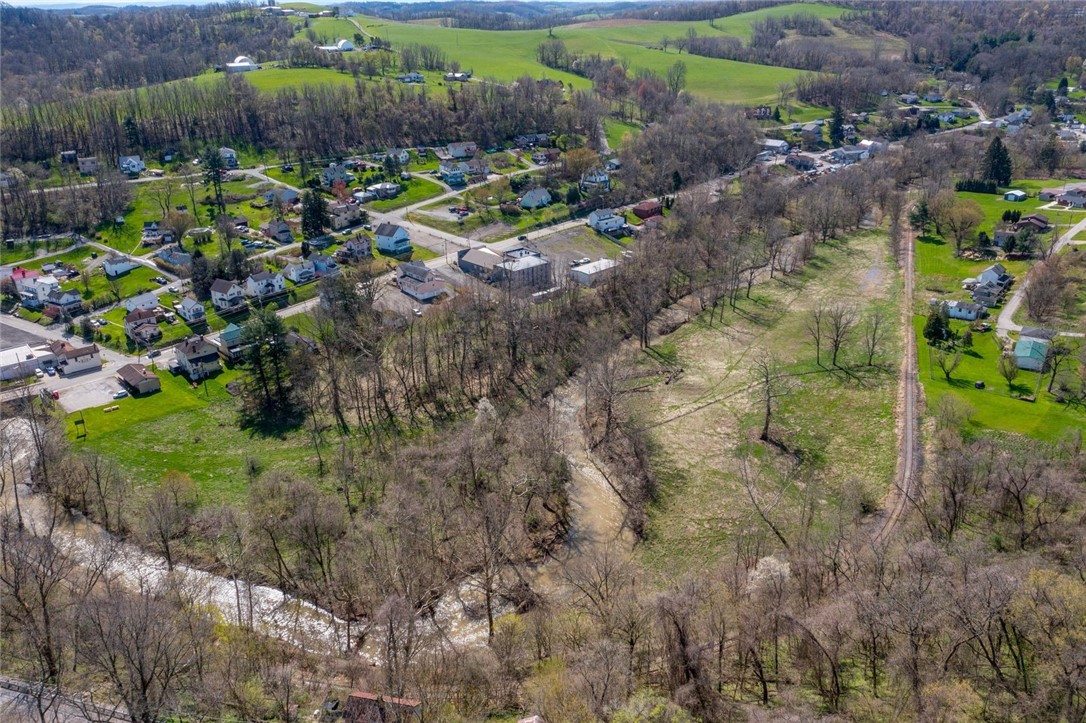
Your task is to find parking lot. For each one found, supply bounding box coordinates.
[54,373,128,413]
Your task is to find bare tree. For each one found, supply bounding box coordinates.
[861,307,889,367]
[805,304,826,367]
[826,303,858,368]
[933,349,962,382]
[752,350,795,444]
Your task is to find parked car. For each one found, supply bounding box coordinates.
[45,367,55,376]
[517,235,528,241]
[35,369,44,379]
[147,349,161,358]
[112,390,129,399]
[168,286,178,293]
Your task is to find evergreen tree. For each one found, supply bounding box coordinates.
[241,307,294,417]
[1057,76,1069,96]
[200,146,226,212]
[828,104,846,146]
[923,304,950,345]
[982,137,1013,186]
[300,189,329,239]
[772,106,782,122]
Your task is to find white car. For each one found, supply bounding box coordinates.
[112,390,129,399]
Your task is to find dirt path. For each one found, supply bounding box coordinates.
[872,226,921,544]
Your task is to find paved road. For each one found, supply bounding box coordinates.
[996,213,1086,339]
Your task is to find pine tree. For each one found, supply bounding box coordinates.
[200,146,226,212]
[828,104,846,146]
[982,137,1013,186]
[300,189,329,239]
[923,304,949,345]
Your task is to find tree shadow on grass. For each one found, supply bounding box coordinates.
[918,234,946,247]
[238,402,304,439]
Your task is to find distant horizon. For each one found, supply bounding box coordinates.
[8,0,617,7]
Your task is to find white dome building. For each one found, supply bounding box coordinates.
[225,56,259,73]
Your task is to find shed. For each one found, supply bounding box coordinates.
[1004,190,1027,202]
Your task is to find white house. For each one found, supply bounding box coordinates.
[447,141,478,159]
[945,300,984,321]
[103,254,138,277]
[225,55,259,73]
[396,262,445,301]
[588,209,626,234]
[1014,339,1048,372]
[520,188,552,209]
[245,270,286,298]
[119,155,145,174]
[1004,190,1027,202]
[219,147,239,168]
[385,148,411,165]
[375,223,411,254]
[48,340,101,376]
[570,258,618,287]
[17,274,60,307]
[177,297,206,324]
[124,291,160,313]
[284,259,316,284]
[580,168,611,190]
[320,162,354,188]
[329,201,362,231]
[210,279,245,311]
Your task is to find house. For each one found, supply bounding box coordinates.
[320,162,354,189]
[103,254,138,277]
[439,162,466,185]
[225,55,259,73]
[520,188,552,209]
[1004,190,1027,202]
[457,247,503,280]
[124,291,160,313]
[285,259,316,284]
[155,245,193,269]
[761,139,790,155]
[177,297,206,324]
[77,156,99,175]
[125,308,161,341]
[531,149,561,164]
[43,288,84,316]
[1013,214,1051,233]
[214,323,247,362]
[60,150,77,164]
[570,258,618,287]
[260,220,294,245]
[443,71,472,82]
[993,229,1016,247]
[1040,188,1065,201]
[945,300,984,321]
[0,344,57,381]
[210,279,245,311]
[1057,188,1086,209]
[375,223,411,254]
[1021,327,1058,343]
[396,261,445,301]
[328,201,362,231]
[494,248,551,289]
[19,274,60,307]
[175,335,221,379]
[119,155,145,175]
[1014,338,1048,372]
[588,208,626,234]
[857,138,890,155]
[447,141,478,159]
[397,72,425,83]
[786,155,816,171]
[515,133,550,148]
[970,263,1014,307]
[343,691,421,723]
[264,188,300,205]
[335,236,373,262]
[580,168,611,190]
[829,145,869,164]
[366,182,401,199]
[923,92,944,103]
[632,200,663,220]
[48,340,101,375]
[899,93,919,104]
[385,148,411,165]
[117,363,161,395]
[219,147,239,168]
[311,253,339,276]
[245,270,286,298]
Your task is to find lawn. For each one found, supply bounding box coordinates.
[1,236,80,266]
[604,118,642,151]
[67,367,325,499]
[914,317,1085,441]
[17,246,96,272]
[364,176,446,212]
[914,234,1031,302]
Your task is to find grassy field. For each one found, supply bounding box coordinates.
[0,237,80,266]
[67,366,323,499]
[914,317,1084,440]
[914,233,1032,302]
[635,229,901,576]
[364,176,446,211]
[604,118,642,151]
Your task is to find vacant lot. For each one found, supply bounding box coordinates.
[68,367,323,499]
[634,230,900,576]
